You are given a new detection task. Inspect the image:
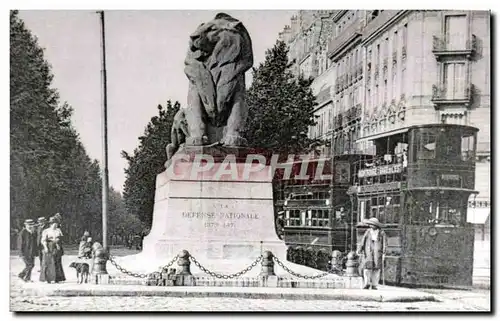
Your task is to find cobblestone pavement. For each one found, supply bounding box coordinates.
[9,251,491,312]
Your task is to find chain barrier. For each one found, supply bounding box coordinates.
[189,255,263,279]
[273,256,333,279]
[108,254,179,279]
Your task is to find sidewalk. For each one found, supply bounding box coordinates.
[20,282,436,302]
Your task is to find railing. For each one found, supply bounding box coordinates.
[431,84,473,102]
[432,34,477,54]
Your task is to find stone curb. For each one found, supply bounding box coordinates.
[20,284,436,302]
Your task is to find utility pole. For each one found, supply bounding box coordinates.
[98,10,109,252]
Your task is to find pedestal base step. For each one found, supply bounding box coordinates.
[108,274,363,289]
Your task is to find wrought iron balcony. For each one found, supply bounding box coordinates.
[431,84,474,107]
[432,34,477,59]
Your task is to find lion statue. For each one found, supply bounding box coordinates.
[166,13,253,159]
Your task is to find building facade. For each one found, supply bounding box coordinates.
[279,10,490,226]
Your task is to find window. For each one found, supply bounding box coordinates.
[401,67,406,95]
[328,107,332,130]
[418,132,437,159]
[384,79,388,103]
[385,36,389,58]
[323,111,328,134]
[461,134,475,161]
[312,209,330,227]
[367,89,372,107]
[393,30,398,49]
[376,44,380,63]
[318,113,324,136]
[445,15,467,50]
[286,210,301,226]
[371,10,380,20]
[402,24,407,48]
[437,201,463,226]
[392,69,397,99]
[444,63,466,99]
[359,200,370,221]
[374,85,379,107]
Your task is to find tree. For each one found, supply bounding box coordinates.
[10,11,128,245]
[122,101,180,227]
[243,40,319,155]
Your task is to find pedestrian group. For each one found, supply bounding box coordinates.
[17,213,94,284]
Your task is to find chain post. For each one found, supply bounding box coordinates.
[177,250,192,276]
[259,251,276,276]
[345,251,359,277]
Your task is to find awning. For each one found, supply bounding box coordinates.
[356,127,409,143]
[467,207,490,224]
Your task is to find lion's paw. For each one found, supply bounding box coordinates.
[221,134,247,147]
[186,136,209,146]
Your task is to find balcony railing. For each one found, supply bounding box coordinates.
[432,34,477,59]
[431,84,474,106]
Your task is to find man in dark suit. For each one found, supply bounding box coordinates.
[17,219,38,282]
[36,217,48,271]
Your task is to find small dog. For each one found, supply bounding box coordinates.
[69,262,90,284]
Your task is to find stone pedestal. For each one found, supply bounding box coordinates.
[141,146,287,265]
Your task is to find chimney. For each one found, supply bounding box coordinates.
[291,15,299,37]
[279,25,293,43]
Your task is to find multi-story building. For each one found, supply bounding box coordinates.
[279,11,337,154]
[279,9,490,229]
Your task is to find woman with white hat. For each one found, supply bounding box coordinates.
[39,216,66,283]
[357,217,387,290]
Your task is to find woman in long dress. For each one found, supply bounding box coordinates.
[39,216,66,283]
[357,217,387,290]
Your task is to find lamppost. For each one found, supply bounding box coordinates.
[92,10,110,278]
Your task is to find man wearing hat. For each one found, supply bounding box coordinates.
[357,217,387,290]
[17,219,38,282]
[36,217,48,271]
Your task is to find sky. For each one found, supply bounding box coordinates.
[18,10,296,192]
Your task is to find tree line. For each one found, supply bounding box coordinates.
[10,11,143,247]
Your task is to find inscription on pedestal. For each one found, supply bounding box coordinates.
[171,201,266,239]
